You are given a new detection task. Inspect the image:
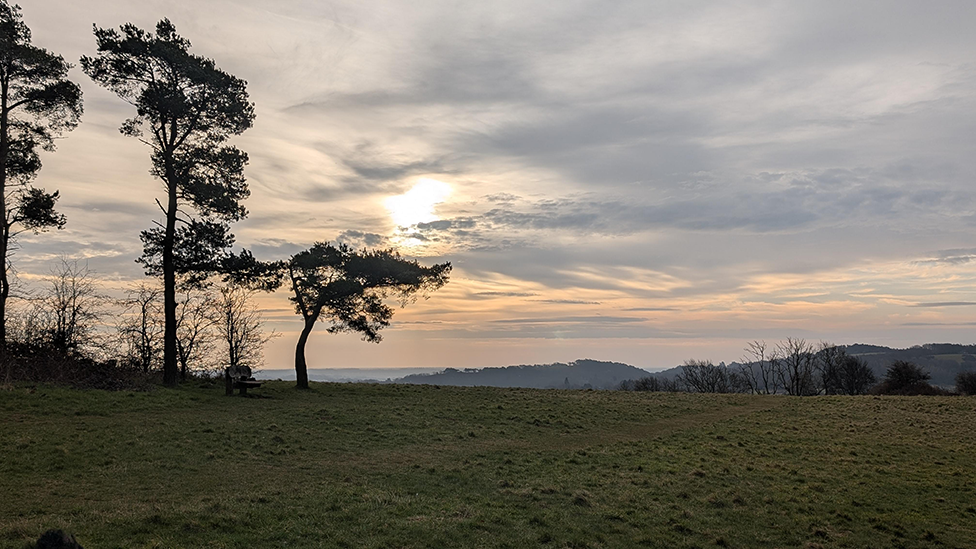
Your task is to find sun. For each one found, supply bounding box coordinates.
[385,178,452,227]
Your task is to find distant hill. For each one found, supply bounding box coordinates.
[396,359,653,389]
[393,343,976,391]
[843,343,976,387]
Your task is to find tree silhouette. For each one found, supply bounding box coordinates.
[880,360,930,394]
[214,285,273,374]
[739,340,779,394]
[233,243,451,389]
[116,283,163,373]
[775,337,818,396]
[82,19,254,385]
[0,0,83,354]
[33,257,102,354]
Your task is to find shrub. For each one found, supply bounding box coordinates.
[874,360,931,395]
[956,371,976,395]
[0,342,154,390]
[618,376,662,391]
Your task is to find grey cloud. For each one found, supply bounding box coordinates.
[416,218,476,231]
[492,316,647,325]
[244,239,307,260]
[902,322,976,327]
[911,302,976,308]
[326,140,458,183]
[484,193,521,204]
[299,179,397,202]
[408,186,857,243]
[532,299,601,305]
[471,105,713,186]
[343,158,448,181]
[335,230,391,248]
[472,291,538,298]
[913,249,976,266]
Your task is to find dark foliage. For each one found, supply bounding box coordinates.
[835,354,877,395]
[873,360,950,395]
[618,376,667,391]
[137,220,235,286]
[0,341,153,390]
[955,371,976,396]
[883,360,930,390]
[817,345,876,395]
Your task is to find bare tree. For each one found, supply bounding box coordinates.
[214,286,274,372]
[175,288,218,380]
[33,258,103,354]
[775,338,818,396]
[117,283,163,372]
[678,359,744,393]
[739,340,780,394]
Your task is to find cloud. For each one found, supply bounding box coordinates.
[472,291,538,298]
[335,230,391,248]
[913,249,976,266]
[902,322,976,327]
[532,299,601,305]
[492,316,647,325]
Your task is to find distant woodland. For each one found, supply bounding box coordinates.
[397,342,976,396]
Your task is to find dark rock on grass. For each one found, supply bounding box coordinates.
[34,529,83,549]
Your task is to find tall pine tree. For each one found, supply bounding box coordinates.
[82,19,254,385]
[0,0,82,354]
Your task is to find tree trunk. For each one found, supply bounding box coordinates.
[0,75,9,359]
[162,163,179,387]
[294,310,319,390]
[0,231,7,359]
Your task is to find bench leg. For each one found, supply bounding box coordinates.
[239,385,248,396]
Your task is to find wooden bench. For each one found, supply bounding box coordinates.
[225,365,262,396]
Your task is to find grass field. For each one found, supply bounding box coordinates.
[1,382,974,548]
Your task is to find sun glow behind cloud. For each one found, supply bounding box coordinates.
[385,178,452,228]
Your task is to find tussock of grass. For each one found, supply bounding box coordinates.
[1,383,974,547]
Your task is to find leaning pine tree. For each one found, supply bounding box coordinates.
[229,243,451,389]
[82,19,254,385]
[285,244,450,389]
[0,0,82,354]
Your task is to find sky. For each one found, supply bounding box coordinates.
[13,0,976,371]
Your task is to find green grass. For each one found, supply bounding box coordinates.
[1,382,975,548]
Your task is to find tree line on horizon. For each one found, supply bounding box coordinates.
[620,338,976,396]
[0,2,450,389]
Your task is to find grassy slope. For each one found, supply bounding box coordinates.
[1,383,974,548]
